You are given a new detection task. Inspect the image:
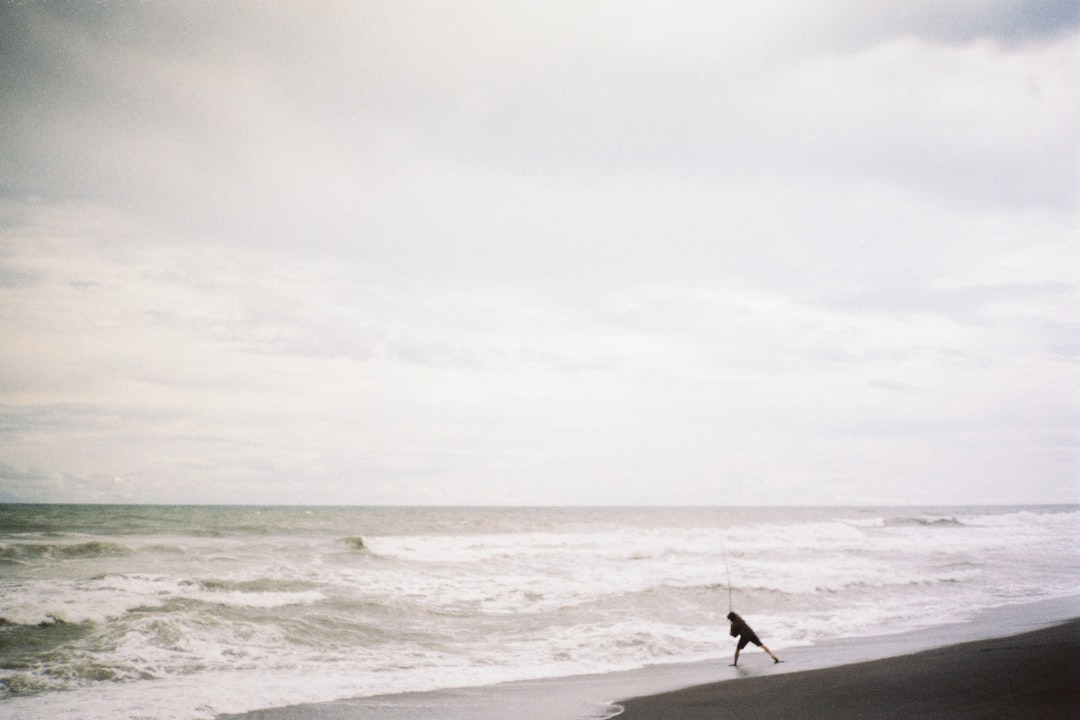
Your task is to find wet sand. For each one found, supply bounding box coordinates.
[616,619,1080,720]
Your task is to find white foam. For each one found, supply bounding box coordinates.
[0,576,168,626]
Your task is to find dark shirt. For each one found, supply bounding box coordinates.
[728,612,762,648]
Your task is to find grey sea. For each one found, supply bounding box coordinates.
[1,504,1078,719]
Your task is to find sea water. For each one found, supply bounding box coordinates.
[1,505,1077,719]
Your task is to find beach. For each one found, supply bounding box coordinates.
[217,597,1080,720]
[618,619,1080,720]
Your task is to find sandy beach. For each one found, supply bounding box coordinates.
[617,619,1080,720]
[218,598,1080,720]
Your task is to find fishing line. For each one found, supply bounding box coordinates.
[722,544,733,613]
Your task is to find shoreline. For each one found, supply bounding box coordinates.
[219,594,1080,720]
[618,618,1080,720]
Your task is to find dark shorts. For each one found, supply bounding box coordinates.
[737,631,762,650]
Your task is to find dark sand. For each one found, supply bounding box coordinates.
[617,619,1080,720]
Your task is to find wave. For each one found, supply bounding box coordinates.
[0,604,111,628]
[0,615,78,630]
[884,515,965,528]
[340,536,368,551]
[961,507,1080,528]
[192,588,324,609]
[0,540,131,563]
[0,573,327,629]
[180,578,326,609]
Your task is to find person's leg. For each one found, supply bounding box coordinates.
[760,643,781,663]
[732,635,751,666]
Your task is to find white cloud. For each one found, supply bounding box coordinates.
[1,2,1076,504]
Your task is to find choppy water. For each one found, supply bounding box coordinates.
[1,504,1078,719]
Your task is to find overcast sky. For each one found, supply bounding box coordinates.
[1,1,1077,506]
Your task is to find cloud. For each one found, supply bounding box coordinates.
[0,2,1076,504]
[5,2,1075,237]
[818,0,1080,48]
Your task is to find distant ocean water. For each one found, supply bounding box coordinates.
[1,504,1078,719]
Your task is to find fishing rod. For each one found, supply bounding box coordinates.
[722,544,733,613]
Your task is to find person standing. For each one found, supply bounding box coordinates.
[727,611,781,666]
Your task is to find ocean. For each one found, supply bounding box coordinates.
[1,504,1078,719]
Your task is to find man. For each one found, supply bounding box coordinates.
[727,611,781,666]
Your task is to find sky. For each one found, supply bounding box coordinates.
[1,1,1077,506]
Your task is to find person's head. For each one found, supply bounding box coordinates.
[727,611,736,621]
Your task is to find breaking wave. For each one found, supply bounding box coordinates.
[0,540,131,564]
